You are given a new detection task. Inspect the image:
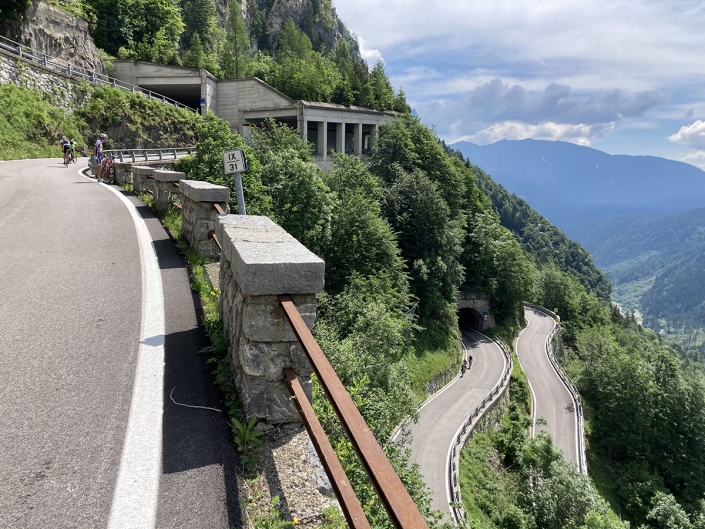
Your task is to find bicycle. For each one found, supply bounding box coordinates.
[101,156,116,184]
[63,149,71,168]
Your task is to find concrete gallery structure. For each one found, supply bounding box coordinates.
[113,61,396,170]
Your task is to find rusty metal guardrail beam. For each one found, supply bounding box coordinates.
[279,295,429,529]
[283,368,371,529]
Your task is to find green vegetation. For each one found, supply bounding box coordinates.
[459,370,626,529]
[571,209,705,360]
[0,84,84,160]
[463,157,612,302]
[10,0,407,111]
[0,84,199,160]
[0,0,30,22]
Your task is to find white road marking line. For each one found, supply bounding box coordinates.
[80,169,165,528]
[515,316,539,436]
[445,329,506,516]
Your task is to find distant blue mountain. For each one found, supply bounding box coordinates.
[450,139,705,231]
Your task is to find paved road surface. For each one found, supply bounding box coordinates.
[404,330,506,515]
[516,308,578,465]
[0,158,239,528]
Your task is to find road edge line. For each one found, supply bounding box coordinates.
[80,168,166,528]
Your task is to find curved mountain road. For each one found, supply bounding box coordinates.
[404,329,506,516]
[0,158,239,528]
[516,308,579,466]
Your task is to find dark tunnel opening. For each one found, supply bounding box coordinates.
[458,307,483,332]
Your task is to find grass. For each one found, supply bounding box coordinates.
[459,432,518,529]
[404,317,461,401]
[0,84,84,160]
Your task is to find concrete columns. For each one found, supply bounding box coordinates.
[152,170,185,214]
[317,121,327,160]
[180,180,230,260]
[131,165,154,194]
[335,122,344,153]
[217,215,325,423]
[353,123,362,156]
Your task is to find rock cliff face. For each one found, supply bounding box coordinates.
[4,2,106,75]
[246,0,360,59]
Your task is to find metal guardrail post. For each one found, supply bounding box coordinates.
[119,152,124,163]
[283,368,371,529]
[279,296,429,529]
[159,150,163,161]
[172,149,177,159]
[131,151,136,163]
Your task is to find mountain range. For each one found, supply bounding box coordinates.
[450,139,705,231]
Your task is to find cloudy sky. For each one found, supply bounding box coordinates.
[334,0,705,166]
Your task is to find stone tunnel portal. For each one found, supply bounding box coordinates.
[458,307,483,332]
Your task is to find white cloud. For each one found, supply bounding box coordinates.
[413,78,658,142]
[335,0,705,92]
[357,36,382,66]
[454,121,614,146]
[669,120,705,150]
[680,150,705,169]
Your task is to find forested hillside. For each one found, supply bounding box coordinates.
[2,0,409,111]
[442,143,612,302]
[177,111,538,525]
[572,209,705,359]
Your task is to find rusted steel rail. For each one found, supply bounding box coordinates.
[279,295,429,529]
[208,230,222,251]
[213,203,225,215]
[283,368,371,529]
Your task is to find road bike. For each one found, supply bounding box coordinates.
[101,156,116,184]
[63,150,71,168]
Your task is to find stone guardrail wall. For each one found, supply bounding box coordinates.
[128,174,323,424]
[524,303,587,475]
[180,180,230,260]
[217,215,325,423]
[448,334,513,524]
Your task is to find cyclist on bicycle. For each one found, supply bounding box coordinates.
[93,133,108,182]
[70,139,77,162]
[461,359,468,377]
[60,136,71,165]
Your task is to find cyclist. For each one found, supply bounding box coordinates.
[461,359,468,377]
[69,139,77,163]
[93,133,108,182]
[60,136,71,166]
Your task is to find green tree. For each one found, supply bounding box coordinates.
[367,60,394,110]
[184,111,270,215]
[220,0,253,78]
[182,32,205,68]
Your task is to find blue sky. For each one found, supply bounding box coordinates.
[334,0,705,167]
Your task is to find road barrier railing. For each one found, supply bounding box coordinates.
[105,147,195,163]
[0,34,198,113]
[525,304,587,474]
[448,331,513,524]
[279,295,429,529]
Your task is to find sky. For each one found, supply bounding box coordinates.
[333,0,705,167]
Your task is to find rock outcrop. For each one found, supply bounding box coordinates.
[5,2,106,75]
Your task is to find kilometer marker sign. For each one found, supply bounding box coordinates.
[223,149,248,174]
[223,149,248,215]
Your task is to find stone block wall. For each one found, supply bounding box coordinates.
[131,165,154,194]
[114,160,176,186]
[180,180,230,260]
[0,49,92,113]
[152,170,184,214]
[217,215,325,423]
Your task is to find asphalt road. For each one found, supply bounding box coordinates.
[516,308,578,465]
[0,158,239,528]
[404,329,506,515]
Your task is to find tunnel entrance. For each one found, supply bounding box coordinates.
[458,307,483,332]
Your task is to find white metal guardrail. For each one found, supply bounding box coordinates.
[0,35,198,113]
[526,304,587,474]
[104,147,195,163]
[448,331,513,524]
